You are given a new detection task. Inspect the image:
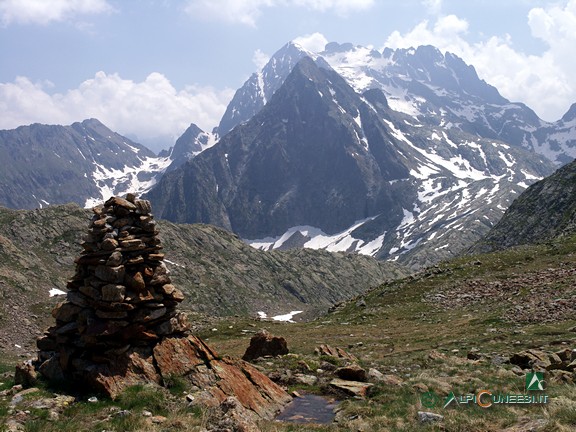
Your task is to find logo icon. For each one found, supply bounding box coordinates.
[443,392,457,408]
[420,391,440,408]
[526,372,545,391]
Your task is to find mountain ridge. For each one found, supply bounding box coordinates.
[146,55,554,268]
[0,202,405,354]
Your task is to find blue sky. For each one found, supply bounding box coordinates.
[1,0,575,152]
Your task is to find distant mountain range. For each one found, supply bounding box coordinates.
[2,41,575,267]
[145,44,560,267]
[0,118,169,209]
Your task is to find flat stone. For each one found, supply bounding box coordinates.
[105,196,137,211]
[147,253,164,261]
[96,309,128,319]
[101,238,118,251]
[329,378,373,398]
[159,284,184,301]
[418,411,444,423]
[153,336,212,377]
[133,307,167,323]
[119,239,145,250]
[67,291,90,307]
[79,285,102,300]
[134,199,152,214]
[315,344,357,362]
[52,303,82,322]
[293,374,318,386]
[124,272,146,292]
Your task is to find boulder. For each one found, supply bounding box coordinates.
[335,364,368,382]
[242,330,289,361]
[510,349,563,371]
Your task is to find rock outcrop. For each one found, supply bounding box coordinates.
[242,330,289,361]
[28,195,291,419]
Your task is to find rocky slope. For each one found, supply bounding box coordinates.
[0,119,171,209]
[146,57,553,268]
[474,157,576,252]
[0,203,405,356]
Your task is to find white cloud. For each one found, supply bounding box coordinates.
[0,0,113,25]
[291,0,374,15]
[252,49,270,69]
[384,5,576,122]
[184,0,374,26]
[422,0,442,15]
[0,73,234,151]
[293,32,329,52]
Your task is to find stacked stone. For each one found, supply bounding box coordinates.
[36,194,188,378]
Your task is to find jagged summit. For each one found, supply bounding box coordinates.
[146,55,553,267]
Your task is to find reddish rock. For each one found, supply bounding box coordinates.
[125,271,146,292]
[242,330,289,361]
[314,344,358,362]
[335,364,368,382]
[15,360,38,387]
[154,335,216,377]
[83,347,162,399]
[101,238,118,251]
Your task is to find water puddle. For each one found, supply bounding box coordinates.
[276,394,339,424]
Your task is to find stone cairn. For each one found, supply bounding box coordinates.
[35,195,188,390]
[31,195,291,421]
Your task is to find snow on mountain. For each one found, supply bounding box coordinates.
[84,153,172,208]
[219,41,574,166]
[147,54,554,268]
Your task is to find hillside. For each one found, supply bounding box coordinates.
[0,203,405,357]
[1,230,575,431]
[474,157,576,252]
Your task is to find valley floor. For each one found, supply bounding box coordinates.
[1,236,576,431]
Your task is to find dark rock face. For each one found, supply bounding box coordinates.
[147,57,410,239]
[242,330,289,361]
[164,123,215,173]
[474,158,576,252]
[146,55,553,268]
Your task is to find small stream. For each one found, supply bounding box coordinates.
[276,394,340,424]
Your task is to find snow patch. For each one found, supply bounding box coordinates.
[49,288,66,297]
